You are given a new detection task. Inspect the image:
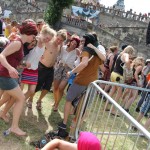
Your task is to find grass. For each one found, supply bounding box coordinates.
[0,90,68,150]
[0,87,149,150]
[79,94,149,150]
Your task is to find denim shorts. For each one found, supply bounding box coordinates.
[0,76,18,90]
[140,93,150,115]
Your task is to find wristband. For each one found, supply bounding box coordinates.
[69,71,73,76]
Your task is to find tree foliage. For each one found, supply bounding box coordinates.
[44,0,74,28]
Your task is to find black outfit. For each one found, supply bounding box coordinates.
[82,33,98,56]
[0,19,3,36]
[35,62,54,92]
[113,55,124,76]
[146,21,150,45]
[111,53,119,72]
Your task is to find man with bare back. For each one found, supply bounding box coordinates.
[33,29,67,110]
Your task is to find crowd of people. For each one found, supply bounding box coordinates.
[0,16,150,149]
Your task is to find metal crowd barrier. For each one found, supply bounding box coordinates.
[70,80,150,150]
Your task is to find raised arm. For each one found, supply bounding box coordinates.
[121,53,130,69]
[68,56,89,77]
[41,139,77,150]
[87,43,106,61]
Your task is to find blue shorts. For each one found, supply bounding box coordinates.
[140,93,150,115]
[66,82,87,102]
[0,77,18,90]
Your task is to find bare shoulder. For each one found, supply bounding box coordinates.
[9,41,22,50]
[1,40,22,56]
[136,65,143,71]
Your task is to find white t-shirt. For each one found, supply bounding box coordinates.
[59,45,77,69]
[26,46,45,70]
[97,44,106,55]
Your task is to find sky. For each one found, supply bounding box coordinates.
[100,0,150,14]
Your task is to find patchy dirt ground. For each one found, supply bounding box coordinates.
[0,91,66,150]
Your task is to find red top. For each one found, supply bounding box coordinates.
[0,38,24,78]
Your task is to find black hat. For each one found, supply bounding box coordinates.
[83,33,97,47]
[82,33,97,56]
[121,44,128,50]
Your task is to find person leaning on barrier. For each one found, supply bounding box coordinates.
[104,45,136,114]
[122,57,145,113]
[133,86,150,131]
[58,33,105,130]
[41,132,102,150]
[136,60,150,113]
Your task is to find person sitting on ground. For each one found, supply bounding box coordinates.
[41,132,102,150]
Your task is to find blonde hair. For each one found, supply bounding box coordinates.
[109,46,118,53]
[57,29,67,41]
[123,45,136,58]
[132,56,144,67]
[40,24,56,37]
[71,34,80,39]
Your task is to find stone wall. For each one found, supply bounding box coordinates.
[61,16,149,59]
[0,1,149,58]
[0,0,47,21]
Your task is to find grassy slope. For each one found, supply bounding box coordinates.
[0,88,149,150]
[0,91,67,150]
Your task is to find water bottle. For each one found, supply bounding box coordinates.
[3,129,10,136]
[68,73,76,85]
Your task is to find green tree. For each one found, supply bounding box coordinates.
[44,0,74,29]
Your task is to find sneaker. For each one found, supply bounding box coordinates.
[125,109,130,114]
[131,125,137,131]
[144,114,148,117]
[58,122,67,130]
[58,128,68,138]
[135,107,140,112]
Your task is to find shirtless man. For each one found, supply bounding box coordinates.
[33,29,67,110]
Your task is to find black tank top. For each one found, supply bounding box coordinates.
[0,20,3,35]
[104,54,112,69]
[113,55,124,76]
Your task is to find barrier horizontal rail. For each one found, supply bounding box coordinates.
[74,80,150,150]
[94,80,150,92]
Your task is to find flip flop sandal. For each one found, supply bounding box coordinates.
[26,101,32,109]
[36,101,42,111]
